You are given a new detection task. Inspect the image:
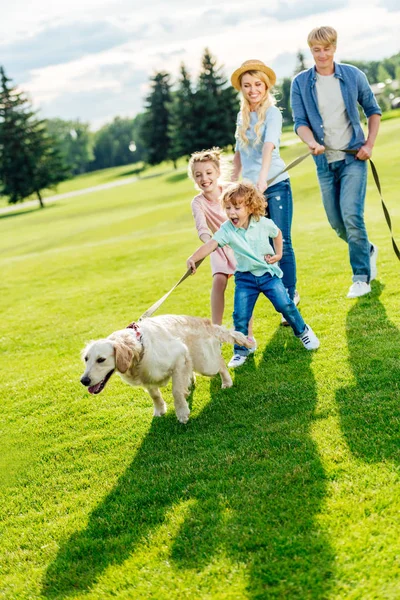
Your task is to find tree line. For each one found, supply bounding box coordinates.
[1,50,399,207]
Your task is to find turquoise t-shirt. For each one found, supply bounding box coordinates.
[213,216,283,278]
[235,105,289,186]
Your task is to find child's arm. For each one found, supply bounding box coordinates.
[192,199,212,243]
[265,229,283,264]
[257,142,274,193]
[187,239,219,273]
[232,151,242,181]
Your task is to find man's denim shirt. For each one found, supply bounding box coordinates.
[290,62,382,171]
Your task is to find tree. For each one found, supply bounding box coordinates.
[91,117,138,171]
[192,49,239,151]
[140,72,172,165]
[275,77,292,125]
[0,67,67,208]
[294,50,307,75]
[168,63,197,161]
[46,118,94,175]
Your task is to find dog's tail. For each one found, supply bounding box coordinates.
[212,324,253,349]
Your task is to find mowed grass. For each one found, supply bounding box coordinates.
[1,119,400,599]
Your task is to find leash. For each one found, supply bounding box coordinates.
[268,147,400,260]
[138,147,398,321]
[138,259,205,321]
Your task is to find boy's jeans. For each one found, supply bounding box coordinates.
[264,179,297,300]
[233,271,306,356]
[317,158,371,282]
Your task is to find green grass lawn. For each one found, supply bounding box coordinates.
[1,119,400,599]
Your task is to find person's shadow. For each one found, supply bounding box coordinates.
[42,325,334,598]
[336,281,400,463]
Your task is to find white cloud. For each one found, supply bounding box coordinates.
[1,0,399,128]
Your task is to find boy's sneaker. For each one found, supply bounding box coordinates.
[228,354,248,368]
[347,281,371,298]
[299,325,320,350]
[281,290,300,326]
[370,243,378,281]
[248,337,257,354]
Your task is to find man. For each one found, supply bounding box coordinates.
[290,26,381,298]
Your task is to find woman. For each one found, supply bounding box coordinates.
[231,59,299,321]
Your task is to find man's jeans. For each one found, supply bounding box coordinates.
[317,158,370,282]
[264,179,297,300]
[233,271,306,356]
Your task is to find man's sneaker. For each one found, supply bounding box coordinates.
[281,290,300,326]
[228,354,248,368]
[299,325,320,350]
[248,337,257,354]
[347,281,371,298]
[370,243,378,281]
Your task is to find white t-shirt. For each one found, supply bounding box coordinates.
[316,73,353,163]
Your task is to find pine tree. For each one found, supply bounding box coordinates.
[294,50,307,75]
[140,72,172,165]
[193,49,239,151]
[0,67,67,208]
[168,64,197,161]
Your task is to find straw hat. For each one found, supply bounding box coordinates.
[230,59,277,90]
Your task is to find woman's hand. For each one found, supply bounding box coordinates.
[257,178,268,194]
[264,253,282,265]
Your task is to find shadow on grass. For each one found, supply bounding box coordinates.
[116,165,145,178]
[336,281,400,463]
[42,327,333,598]
[0,203,58,220]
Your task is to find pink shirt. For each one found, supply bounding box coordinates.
[191,186,236,276]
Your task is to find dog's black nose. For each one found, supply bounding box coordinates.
[80,376,91,386]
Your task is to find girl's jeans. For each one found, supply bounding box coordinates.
[264,179,297,300]
[317,158,370,282]
[233,271,306,356]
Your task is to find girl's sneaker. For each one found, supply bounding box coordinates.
[299,325,320,350]
[248,337,257,354]
[228,354,248,368]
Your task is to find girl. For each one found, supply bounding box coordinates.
[187,182,319,368]
[231,59,299,324]
[189,148,255,345]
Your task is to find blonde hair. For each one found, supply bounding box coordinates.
[307,26,337,48]
[220,182,266,221]
[237,70,276,150]
[188,147,232,186]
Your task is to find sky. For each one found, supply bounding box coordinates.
[1,0,399,130]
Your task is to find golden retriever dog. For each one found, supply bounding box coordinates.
[80,315,252,423]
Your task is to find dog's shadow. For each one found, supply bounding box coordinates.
[42,326,334,598]
[336,281,400,463]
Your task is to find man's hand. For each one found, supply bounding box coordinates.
[265,253,282,265]
[355,144,373,161]
[186,257,197,273]
[308,140,325,155]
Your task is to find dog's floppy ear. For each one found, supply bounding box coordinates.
[114,341,134,373]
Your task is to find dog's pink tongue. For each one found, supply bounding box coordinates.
[88,381,102,394]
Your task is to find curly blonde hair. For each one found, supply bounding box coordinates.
[220,182,266,221]
[237,70,276,150]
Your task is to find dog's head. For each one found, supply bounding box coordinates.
[80,331,141,394]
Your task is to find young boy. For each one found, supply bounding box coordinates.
[187,182,320,368]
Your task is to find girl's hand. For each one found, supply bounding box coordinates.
[187,257,197,273]
[257,178,268,194]
[265,253,282,265]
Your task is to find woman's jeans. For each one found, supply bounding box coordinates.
[317,158,370,282]
[233,271,306,356]
[264,179,297,300]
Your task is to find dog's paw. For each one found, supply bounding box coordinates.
[153,403,167,417]
[176,408,190,424]
[221,379,233,389]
